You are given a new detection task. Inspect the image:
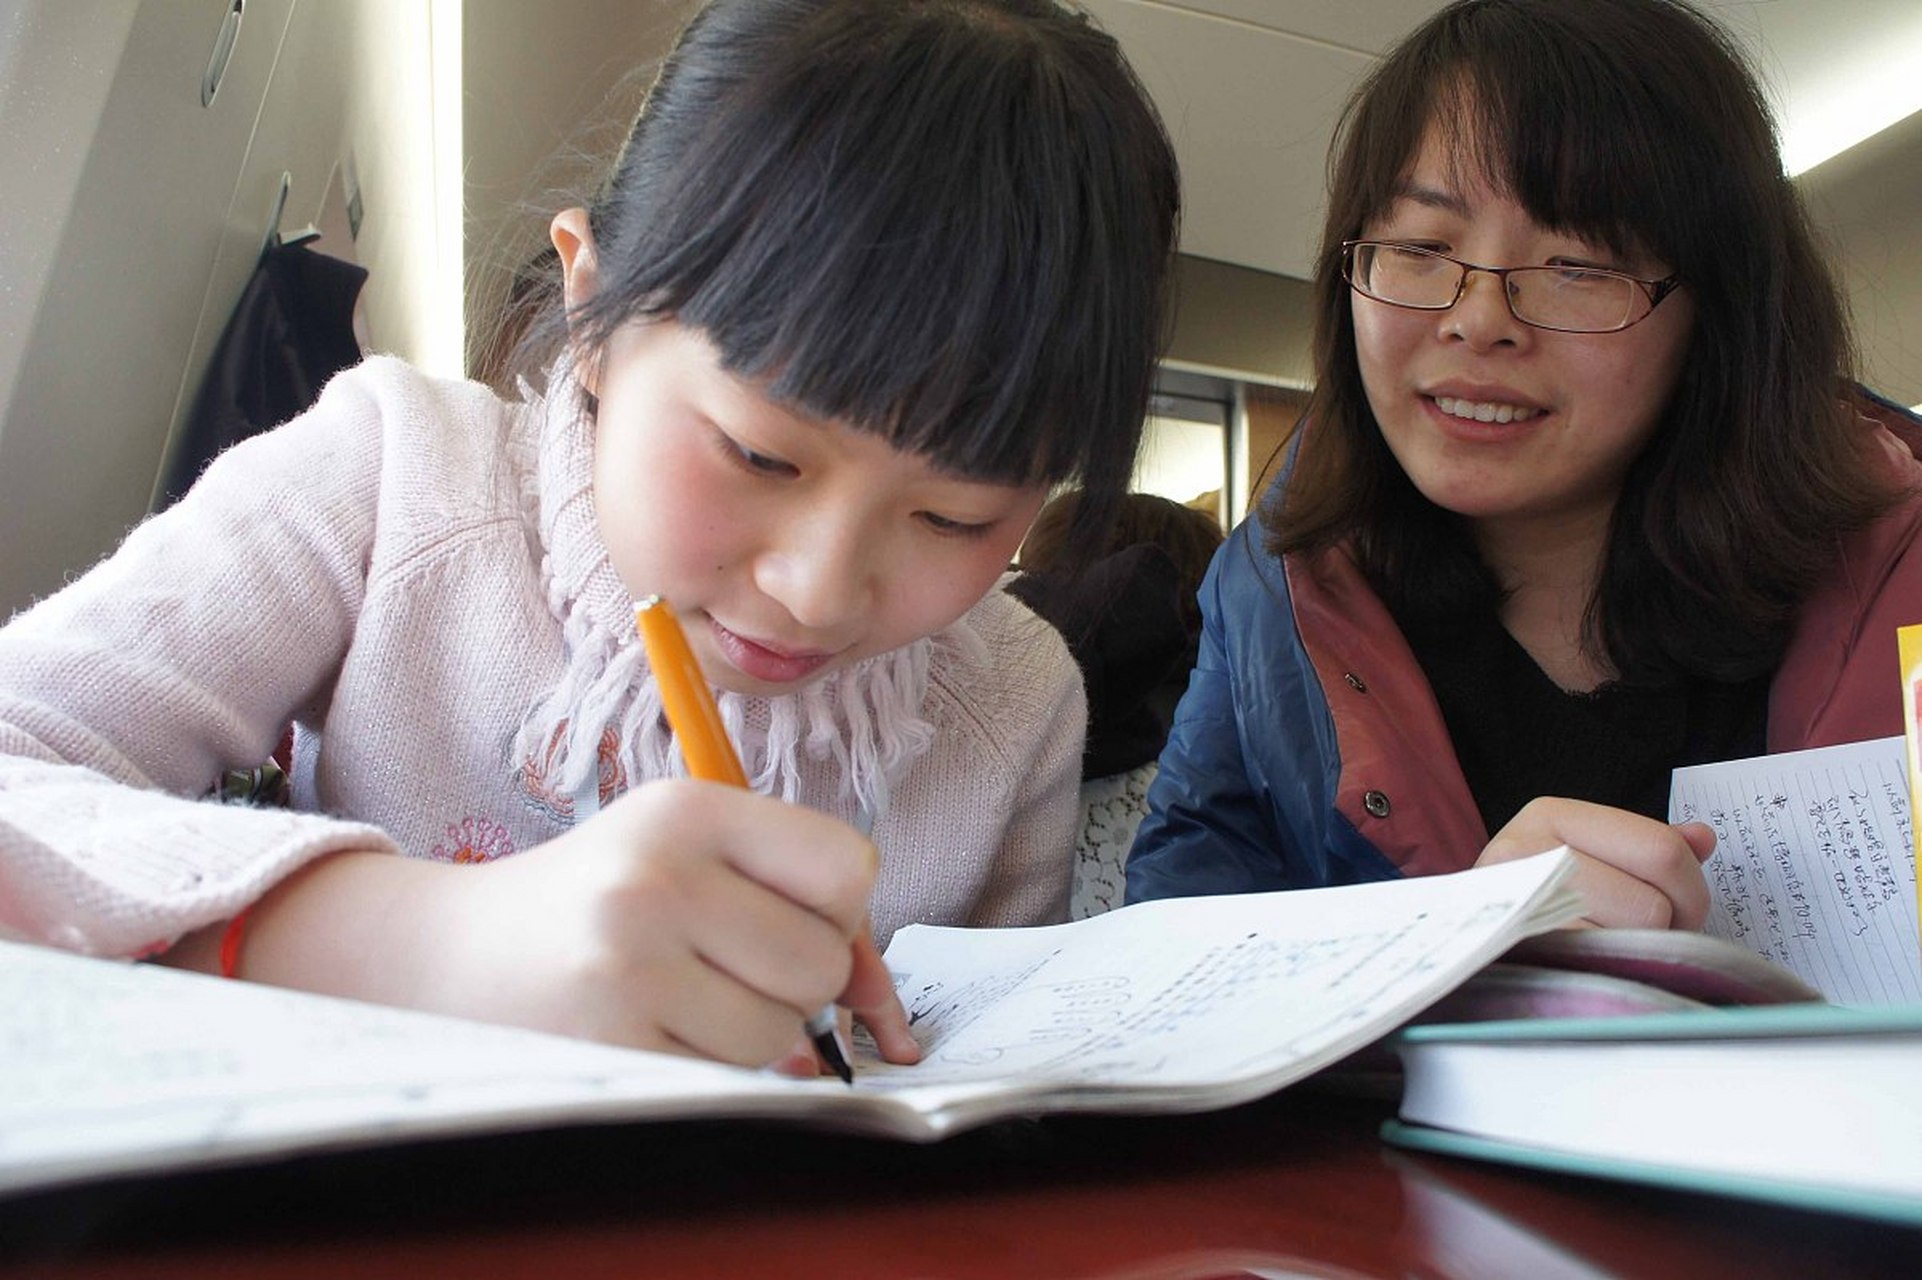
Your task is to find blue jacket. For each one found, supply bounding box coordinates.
[1126,404,1922,903]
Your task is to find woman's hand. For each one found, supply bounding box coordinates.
[1476,796,1717,929]
[194,779,914,1072]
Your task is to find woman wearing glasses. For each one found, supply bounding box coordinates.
[1126,0,1922,927]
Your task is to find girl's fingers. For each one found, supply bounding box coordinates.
[840,931,922,1064]
[640,781,880,935]
[645,955,812,1067]
[669,868,856,1013]
[770,1041,823,1078]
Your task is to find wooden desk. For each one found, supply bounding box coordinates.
[2,1090,1915,1278]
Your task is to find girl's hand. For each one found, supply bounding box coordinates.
[435,779,903,1067]
[1476,796,1717,929]
[213,779,905,1072]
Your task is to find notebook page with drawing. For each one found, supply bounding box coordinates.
[1669,735,1922,1005]
[1,851,1580,1196]
[861,848,1581,1099]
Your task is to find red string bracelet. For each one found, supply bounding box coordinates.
[218,908,252,980]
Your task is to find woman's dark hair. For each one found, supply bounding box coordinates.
[517,0,1179,553]
[1268,0,1893,683]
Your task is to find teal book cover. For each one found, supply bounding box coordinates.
[1386,1002,1922,1227]
[1395,999,1922,1045]
[1381,1118,1922,1229]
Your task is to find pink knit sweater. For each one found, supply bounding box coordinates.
[0,358,1084,958]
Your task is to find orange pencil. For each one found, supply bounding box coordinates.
[634,594,857,1084]
[636,595,748,788]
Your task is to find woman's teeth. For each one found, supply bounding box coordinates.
[1435,396,1540,424]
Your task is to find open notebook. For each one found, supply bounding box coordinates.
[0,849,1581,1198]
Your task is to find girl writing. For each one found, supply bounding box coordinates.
[0,0,1179,1072]
[1127,0,1922,928]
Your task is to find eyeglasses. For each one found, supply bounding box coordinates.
[1340,240,1681,334]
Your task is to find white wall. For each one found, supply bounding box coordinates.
[1799,108,1922,407]
[335,0,461,372]
[0,0,301,616]
[0,0,700,617]
[0,0,453,619]
[460,0,700,377]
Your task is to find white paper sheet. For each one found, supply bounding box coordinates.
[1,851,1581,1195]
[1670,735,1922,1006]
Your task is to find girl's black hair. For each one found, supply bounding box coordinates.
[519,0,1179,556]
[1268,0,1895,684]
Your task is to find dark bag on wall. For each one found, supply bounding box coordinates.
[156,238,367,509]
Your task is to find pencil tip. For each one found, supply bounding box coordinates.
[814,1032,856,1085]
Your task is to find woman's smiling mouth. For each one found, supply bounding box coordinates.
[1433,395,1543,425]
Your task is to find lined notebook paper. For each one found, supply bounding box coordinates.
[0,852,1583,1197]
[1670,735,1921,1006]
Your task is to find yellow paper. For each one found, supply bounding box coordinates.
[1902,625,1922,936]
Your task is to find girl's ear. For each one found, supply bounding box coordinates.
[550,207,602,395]
[550,207,599,317]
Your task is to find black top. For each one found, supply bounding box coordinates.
[1399,606,1769,837]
